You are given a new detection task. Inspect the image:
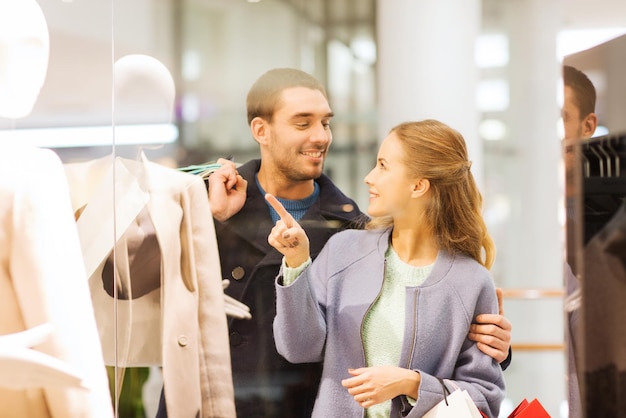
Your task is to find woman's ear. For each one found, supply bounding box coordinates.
[411,178,430,198]
[250,117,268,145]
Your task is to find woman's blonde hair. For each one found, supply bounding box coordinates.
[366,119,496,269]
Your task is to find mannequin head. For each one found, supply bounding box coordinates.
[0,0,50,119]
[114,54,175,125]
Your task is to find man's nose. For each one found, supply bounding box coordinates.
[310,123,331,143]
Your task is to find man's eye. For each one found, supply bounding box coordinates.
[322,122,331,128]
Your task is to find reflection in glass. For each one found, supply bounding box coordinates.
[564,34,626,417]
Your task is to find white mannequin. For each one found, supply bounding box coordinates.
[0,1,113,417]
[64,53,238,417]
[0,0,49,119]
[114,54,175,125]
[113,53,249,319]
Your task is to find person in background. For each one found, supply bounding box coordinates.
[267,119,505,418]
[562,64,598,205]
[562,65,597,150]
[206,68,512,417]
[562,64,598,418]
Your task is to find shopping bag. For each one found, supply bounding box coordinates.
[423,379,487,418]
[508,398,551,417]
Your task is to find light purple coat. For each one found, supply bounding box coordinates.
[274,228,505,418]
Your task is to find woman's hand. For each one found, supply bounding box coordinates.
[265,193,310,268]
[341,366,420,409]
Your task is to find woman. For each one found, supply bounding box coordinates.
[266,119,505,418]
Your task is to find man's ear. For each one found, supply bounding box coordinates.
[582,112,598,138]
[411,178,430,198]
[250,117,269,145]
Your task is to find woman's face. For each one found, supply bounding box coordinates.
[363,132,417,218]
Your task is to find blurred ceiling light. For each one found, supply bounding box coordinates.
[475,33,509,68]
[483,194,511,225]
[0,124,179,148]
[479,119,507,141]
[181,94,200,123]
[350,36,377,65]
[182,50,201,81]
[476,79,509,112]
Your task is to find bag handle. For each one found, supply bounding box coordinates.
[437,377,452,406]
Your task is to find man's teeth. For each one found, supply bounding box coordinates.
[302,151,322,157]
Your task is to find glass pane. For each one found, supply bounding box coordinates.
[109,1,179,416]
[563,33,626,418]
[104,1,377,417]
[0,0,115,416]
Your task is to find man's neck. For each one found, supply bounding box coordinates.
[257,166,315,200]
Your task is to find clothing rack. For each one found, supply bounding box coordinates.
[581,133,626,178]
[580,133,626,244]
[577,132,626,418]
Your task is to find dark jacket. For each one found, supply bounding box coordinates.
[216,159,365,418]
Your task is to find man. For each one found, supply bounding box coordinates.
[563,65,598,204]
[562,64,597,282]
[208,68,512,417]
[562,65,597,148]
[562,64,597,418]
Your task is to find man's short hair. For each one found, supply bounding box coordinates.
[246,68,327,125]
[563,65,596,118]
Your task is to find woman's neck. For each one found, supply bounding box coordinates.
[390,225,438,266]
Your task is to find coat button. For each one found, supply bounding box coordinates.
[230,332,243,347]
[178,336,188,347]
[231,266,245,280]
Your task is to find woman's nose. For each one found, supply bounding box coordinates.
[364,169,374,185]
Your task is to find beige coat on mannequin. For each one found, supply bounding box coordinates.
[64,153,236,418]
[0,144,114,418]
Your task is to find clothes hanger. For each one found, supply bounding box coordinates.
[581,133,626,243]
[606,134,622,177]
[597,140,612,177]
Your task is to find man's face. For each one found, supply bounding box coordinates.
[562,85,596,195]
[562,85,585,142]
[264,87,333,182]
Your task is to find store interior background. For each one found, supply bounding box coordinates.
[2,0,626,416]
